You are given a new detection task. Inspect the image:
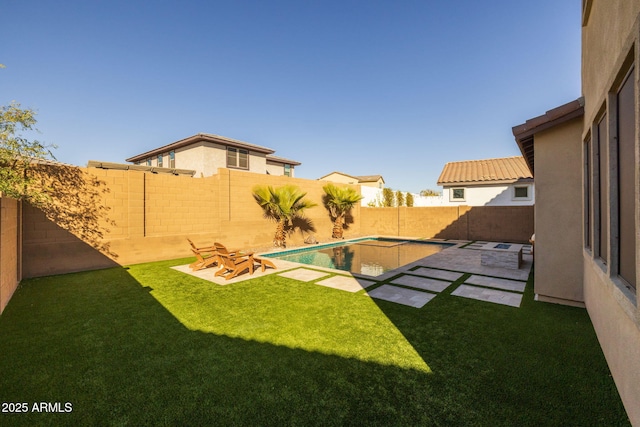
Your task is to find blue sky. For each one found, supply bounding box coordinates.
[1,0,581,193]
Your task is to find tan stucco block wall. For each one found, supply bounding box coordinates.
[360,206,533,243]
[582,1,640,124]
[18,164,532,278]
[584,258,640,426]
[0,197,20,314]
[533,116,584,304]
[20,167,357,277]
[582,4,640,424]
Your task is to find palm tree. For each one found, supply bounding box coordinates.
[322,183,363,239]
[252,185,316,248]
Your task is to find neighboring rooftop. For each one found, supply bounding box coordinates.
[355,174,385,183]
[87,160,196,176]
[318,171,385,184]
[266,155,301,166]
[125,133,277,163]
[437,156,533,186]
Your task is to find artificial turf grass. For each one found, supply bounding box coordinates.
[0,259,630,426]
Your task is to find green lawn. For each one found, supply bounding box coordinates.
[0,258,630,426]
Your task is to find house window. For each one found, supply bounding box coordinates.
[146,158,152,166]
[514,187,528,198]
[227,147,248,169]
[514,186,529,198]
[451,188,465,201]
[584,137,592,250]
[616,67,636,290]
[284,164,291,177]
[169,151,175,168]
[157,154,163,168]
[595,113,608,264]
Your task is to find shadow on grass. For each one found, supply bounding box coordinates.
[367,268,630,425]
[0,266,438,426]
[0,262,630,426]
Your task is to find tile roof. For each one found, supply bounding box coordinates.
[437,156,532,185]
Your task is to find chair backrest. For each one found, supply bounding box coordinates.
[214,243,230,255]
[191,248,205,262]
[187,238,197,250]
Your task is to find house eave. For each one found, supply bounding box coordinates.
[126,133,276,163]
[512,97,585,175]
[439,177,534,187]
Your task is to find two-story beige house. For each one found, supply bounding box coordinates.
[126,133,301,177]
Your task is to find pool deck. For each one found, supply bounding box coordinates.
[173,239,534,309]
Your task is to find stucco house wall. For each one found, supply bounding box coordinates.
[533,116,584,305]
[580,2,640,424]
[440,182,534,206]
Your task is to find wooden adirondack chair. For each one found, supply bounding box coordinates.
[190,249,220,271]
[188,238,219,270]
[213,243,255,280]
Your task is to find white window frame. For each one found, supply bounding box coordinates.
[450,188,465,201]
[512,184,532,201]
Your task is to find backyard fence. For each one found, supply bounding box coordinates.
[0,196,21,314]
[0,165,534,313]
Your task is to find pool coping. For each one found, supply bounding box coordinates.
[256,236,467,281]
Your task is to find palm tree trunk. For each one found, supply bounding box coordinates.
[332,215,344,239]
[274,220,287,247]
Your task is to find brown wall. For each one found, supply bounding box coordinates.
[0,197,20,314]
[360,206,533,243]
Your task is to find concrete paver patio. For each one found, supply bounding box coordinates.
[389,275,452,293]
[366,285,437,308]
[278,268,329,282]
[451,284,524,308]
[172,240,533,309]
[315,275,377,292]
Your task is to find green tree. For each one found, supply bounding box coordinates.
[0,101,56,205]
[382,187,395,207]
[420,189,440,197]
[395,190,404,207]
[322,183,363,239]
[252,185,316,248]
[406,192,414,207]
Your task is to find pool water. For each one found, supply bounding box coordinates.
[265,238,454,277]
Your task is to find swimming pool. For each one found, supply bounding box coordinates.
[263,238,455,277]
